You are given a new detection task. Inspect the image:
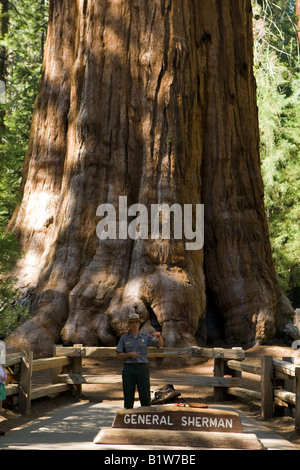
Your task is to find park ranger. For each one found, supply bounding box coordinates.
[116,312,164,409]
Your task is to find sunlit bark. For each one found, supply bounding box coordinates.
[6,0,295,356]
[296,0,300,45]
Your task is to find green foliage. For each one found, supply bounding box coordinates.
[0,231,30,338]
[0,0,48,337]
[0,0,48,176]
[253,0,300,304]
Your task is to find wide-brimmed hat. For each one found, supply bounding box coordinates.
[128,312,141,322]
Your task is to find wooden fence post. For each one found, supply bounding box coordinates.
[283,357,294,416]
[261,355,273,420]
[71,344,82,397]
[214,357,225,401]
[18,351,33,415]
[295,366,300,434]
[228,348,242,380]
[52,344,61,385]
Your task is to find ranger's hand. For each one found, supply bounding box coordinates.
[130,351,140,360]
[152,331,161,339]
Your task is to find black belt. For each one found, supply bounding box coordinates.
[124,362,147,366]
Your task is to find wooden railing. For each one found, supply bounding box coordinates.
[226,355,300,433]
[3,345,300,433]
[4,350,71,415]
[3,345,244,414]
[53,344,245,396]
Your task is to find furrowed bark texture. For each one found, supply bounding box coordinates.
[6,0,295,356]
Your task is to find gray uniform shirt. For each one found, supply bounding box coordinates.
[116,331,158,363]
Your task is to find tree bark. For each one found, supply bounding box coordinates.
[6,0,296,357]
[0,0,8,82]
[296,0,300,46]
[0,0,8,134]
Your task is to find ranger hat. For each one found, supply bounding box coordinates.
[128,312,141,322]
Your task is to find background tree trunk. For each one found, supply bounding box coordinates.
[0,0,8,134]
[296,0,300,46]
[6,0,296,357]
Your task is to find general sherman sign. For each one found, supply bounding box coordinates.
[112,406,243,433]
[123,412,233,429]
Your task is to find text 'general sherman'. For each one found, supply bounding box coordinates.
[123,412,233,429]
[96,196,204,250]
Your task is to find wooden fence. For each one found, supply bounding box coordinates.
[4,350,71,415]
[227,354,300,433]
[3,345,300,433]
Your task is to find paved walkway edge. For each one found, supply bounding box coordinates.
[0,401,299,450]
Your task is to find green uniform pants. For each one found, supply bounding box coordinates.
[122,363,151,409]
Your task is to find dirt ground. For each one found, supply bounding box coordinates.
[1,343,300,446]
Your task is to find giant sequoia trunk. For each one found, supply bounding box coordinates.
[297,0,300,46]
[6,0,295,356]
